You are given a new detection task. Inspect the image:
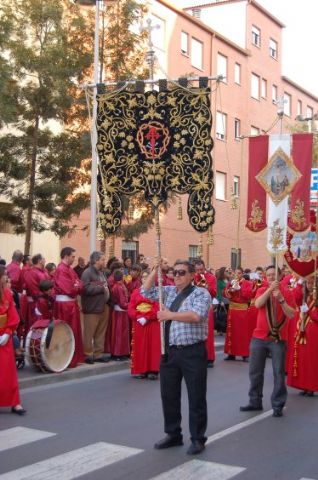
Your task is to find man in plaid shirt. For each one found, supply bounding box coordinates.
[141,259,211,455]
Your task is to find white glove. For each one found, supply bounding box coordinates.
[137,317,147,326]
[0,333,10,346]
[300,303,309,313]
[297,278,304,285]
[35,307,42,317]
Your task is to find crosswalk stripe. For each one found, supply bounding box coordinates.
[299,478,317,480]
[149,460,245,480]
[0,442,143,480]
[0,427,56,453]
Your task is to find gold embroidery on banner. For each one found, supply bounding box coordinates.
[247,199,264,230]
[290,199,306,229]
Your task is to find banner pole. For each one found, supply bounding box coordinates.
[154,208,165,355]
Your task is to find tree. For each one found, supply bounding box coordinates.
[0,0,93,253]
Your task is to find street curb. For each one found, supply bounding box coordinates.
[19,342,224,390]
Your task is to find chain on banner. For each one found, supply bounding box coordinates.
[96,83,215,234]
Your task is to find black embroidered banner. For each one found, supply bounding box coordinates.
[96,84,214,234]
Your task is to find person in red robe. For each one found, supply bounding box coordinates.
[194,259,217,367]
[0,267,26,415]
[104,261,123,353]
[110,269,130,359]
[128,270,160,379]
[155,258,175,286]
[126,264,142,297]
[287,275,318,396]
[35,280,55,320]
[223,267,253,361]
[54,247,84,368]
[6,250,24,294]
[23,254,50,335]
[21,254,32,291]
[284,277,303,373]
[248,267,268,339]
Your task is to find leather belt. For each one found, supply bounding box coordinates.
[169,340,205,350]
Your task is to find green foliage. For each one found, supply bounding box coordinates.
[291,121,318,167]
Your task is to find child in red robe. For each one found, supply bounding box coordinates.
[128,271,160,379]
[110,270,130,359]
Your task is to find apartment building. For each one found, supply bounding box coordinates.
[4,0,315,269]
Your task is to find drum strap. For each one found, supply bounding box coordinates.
[45,319,55,349]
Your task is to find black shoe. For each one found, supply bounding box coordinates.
[242,356,249,362]
[85,357,94,365]
[147,373,158,380]
[134,374,146,379]
[224,355,236,361]
[240,404,263,412]
[307,391,314,397]
[154,435,183,449]
[94,356,110,363]
[299,390,307,396]
[11,407,27,416]
[187,441,205,455]
[207,361,214,368]
[273,409,283,417]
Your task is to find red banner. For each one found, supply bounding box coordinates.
[289,133,313,232]
[284,210,317,278]
[246,135,268,232]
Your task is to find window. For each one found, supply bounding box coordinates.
[215,171,226,200]
[251,126,260,136]
[181,31,189,55]
[231,248,241,270]
[217,53,227,82]
[297,100,302,116]
[234,118,241,139]
[189,245,199,263]
[216,111,227,140]
[252,25,261,47]
[307,106,314,118]
[150,15,165,50]
[251,73,260,99]
[191,38,203,70]
[192,8,201,19]
[284,92,291,116]
[233,176,240,197]
[234,63,241,84]
[269,38,278,59]
[272,84,278,102]
[122,241,139,263]
[261,78,267,98]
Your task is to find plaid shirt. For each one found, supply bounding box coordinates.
[141,285,211,346]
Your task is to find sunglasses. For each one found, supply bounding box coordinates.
[173,269,187,277]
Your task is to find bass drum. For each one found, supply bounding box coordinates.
[25,321,75,373]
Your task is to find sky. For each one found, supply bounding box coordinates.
[257,0,318,97]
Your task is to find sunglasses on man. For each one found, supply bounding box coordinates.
[173,269,188,277]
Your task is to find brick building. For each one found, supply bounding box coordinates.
[60,0,318,270]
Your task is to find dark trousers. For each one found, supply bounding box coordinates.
[159,342,207,443]
[249,337,287,410]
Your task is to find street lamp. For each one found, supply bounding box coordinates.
[295,113,318,133]
[73,0,115,253]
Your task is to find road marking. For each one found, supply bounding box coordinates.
[0,442,143,480]
[150,460,245,479]
[206,410,273,445]
[299,478,317,480]
[0,427,56,453]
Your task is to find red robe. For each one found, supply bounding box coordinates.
[126,277,142,297]
[285,283,303,372]
[35,294,55,320]
[7,261,23,293]
[223,279,253,357]
[54,262,84,368]
[110,282,130,357]
[23,267,50,334]
[287,296,318,392]
[128,290,160,375]
[0,288,21,407]
[194,272,216,361]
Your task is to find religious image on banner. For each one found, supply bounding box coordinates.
[256,147,301,205]
[96,82,214,235]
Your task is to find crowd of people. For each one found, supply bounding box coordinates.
[0,247,318,452]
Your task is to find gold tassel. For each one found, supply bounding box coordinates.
[197,234,203,258]
[207,227,214,245]
[108,235,115,258]
[177,196,183,220]
[97,225,105,241]
[128,203,134,220]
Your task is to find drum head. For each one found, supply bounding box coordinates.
[40,321,75,373]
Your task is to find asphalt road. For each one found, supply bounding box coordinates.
[1,351,317,480]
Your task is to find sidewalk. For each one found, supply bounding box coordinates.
[18,334,225,390]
